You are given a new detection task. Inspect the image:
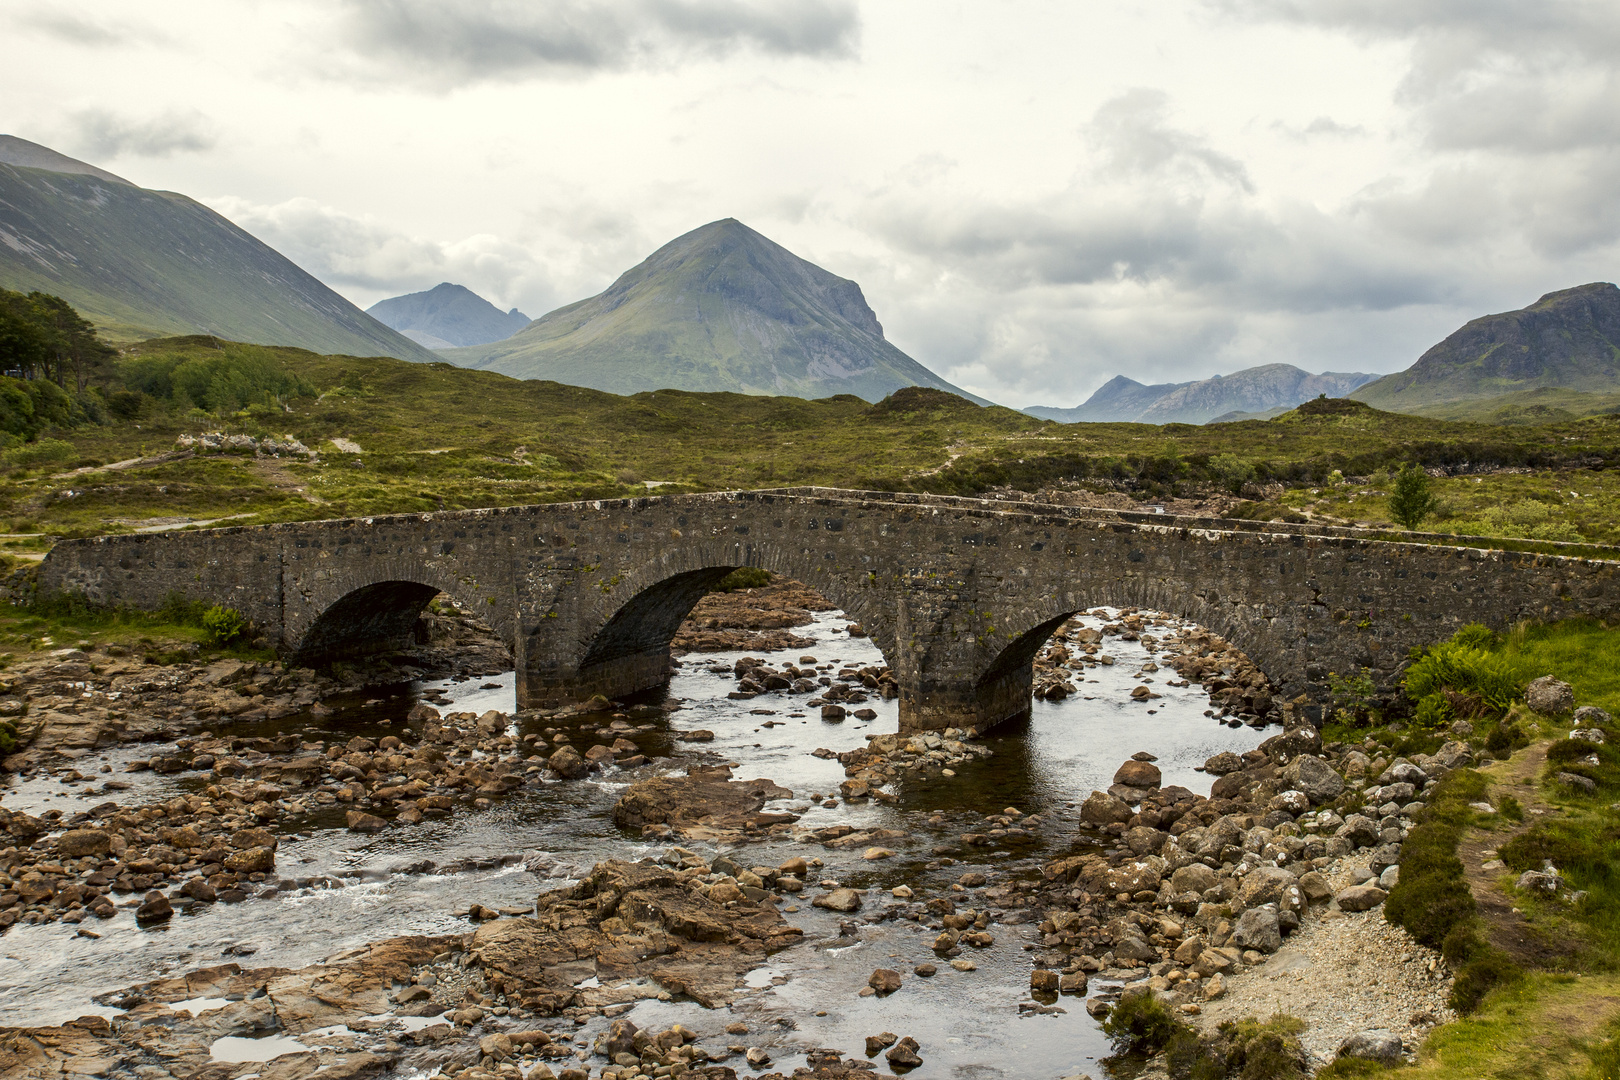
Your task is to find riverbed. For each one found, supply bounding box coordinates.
[0,607,1270,1079]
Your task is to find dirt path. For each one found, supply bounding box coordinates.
[1464,743,1583,967]
[248,456,323,503]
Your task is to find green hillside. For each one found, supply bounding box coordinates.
[5,335,1620,556]
[1354,283,1620,412]
[0,140,435,362]
[445,218,984,403]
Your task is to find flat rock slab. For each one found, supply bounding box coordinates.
[611,766,797,841]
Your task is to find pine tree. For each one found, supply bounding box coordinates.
[1388,463,1440,530]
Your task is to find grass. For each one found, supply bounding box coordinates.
[6,337,1620,552]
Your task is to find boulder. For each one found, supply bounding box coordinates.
[1281,755,1344,805]
[869,968,903,994]
[885,1037,923,1069]
[135,891,173,923]
[1297,871,1332,901]
[1170,864,1220,896]
[1230,906,1282,954]
[1203,751,1244,775]
[1124,826,1167,855]
[1335,814,1381,848]
[1575,705,1613,727]
[1526,675,1575,716]
[1260,726,1322,762]
[1516,870,1559,893]
[56,829,111,857]
[1557,772,1597,796]
[345,812,389,834]
[224,845,277,872]
[1113,760,1162,789]
[1080,790,1133,825]
[1030,969,1060,992]
[1237,866,1295,909]
[1334,884,1388,912]
[548,745,590,779]
[813,888,863,913]
[1338,1029,1403,1063]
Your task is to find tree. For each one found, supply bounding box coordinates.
[1388,462,1440,530]
[27,292,114,392]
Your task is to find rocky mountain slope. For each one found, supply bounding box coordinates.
[366,282,530,349]
[443,218,982,403]
[1352,283,1620,412]
[1028,364,1376,425]
[0,135,435,360]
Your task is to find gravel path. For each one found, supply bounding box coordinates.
[1192,861,1456,1067]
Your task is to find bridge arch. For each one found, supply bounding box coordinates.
[968,584,1301,733]
[519,542,896,708]
[286,562,516,667]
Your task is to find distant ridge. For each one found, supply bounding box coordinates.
[0,134,435,361]
[368,282,530,349]
[1353,283,1620,413]
[443,218,985,404]
[1028,364,1377,424]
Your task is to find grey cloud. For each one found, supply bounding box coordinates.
[332,0,859,85]
[66,109,217,159]
[1087,89,1253,192]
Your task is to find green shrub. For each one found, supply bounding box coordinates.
[1452,622,1498,650]
[0,719,15,755]
[1404,641,1526,712]
[201,604,247,645]
[1217,1015,1309,1080]
[1451,949,1524,1013]
[1496,794,1525,822]
[1413,692,1453,729]
[714,566,771,592]
[1384,770,1483,950]
[2,437,77,468]
[1101,992,1181,1054]
[1389,462,1440,529]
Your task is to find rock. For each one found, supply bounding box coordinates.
[1557,772,1597,795]
[1203,751,1243,775]
[180,878,218,903]
[1516,870,1559,893]
[1526,675,1575,715]
[1030,969,1060,992]
[1571,728,1607,745]
[345,812,389,834]
[1268,790,1311,816]
[611,767,796,837]
[821,704,847,721]
[56,829,111,857]
[814,889,863,913]
[950,959,976,971]
[1336,814,1382,848]
[1080,790,1133,825]
[1338,1029,1404,1062]
[135,891,173,923]
[232,827,278,850]
[746,1047,771,1067]
[1230,906,1282,953]
[548,745,590,779]
[1238,867,1296,910]
[1113,936,1157,963]
[1170,864,1220,896]
[1281,755,1345,805]
[1124,826,1167,855]
[224,846,277,872]
[869,968,903,994]
[915,963,937,977]
[1059,972,1088,994]
[1334,884,1388,911]
[1433,740,1474,770]
[866,1033,898,1054]
[1298,871,1333,901]
[1113,760,1162,788]
[885,1037,923,1069]
[1575,705,1613,726]
[1379,865,1400,890]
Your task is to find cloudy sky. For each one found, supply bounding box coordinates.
[6,1,1619,407]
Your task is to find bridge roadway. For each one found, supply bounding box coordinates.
[39,487,1620,733]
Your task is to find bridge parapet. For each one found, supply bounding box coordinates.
[39,489,1620,733]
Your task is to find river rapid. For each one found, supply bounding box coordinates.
[1,608,1271,1080]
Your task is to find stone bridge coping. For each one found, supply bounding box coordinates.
[58,485,1620,570]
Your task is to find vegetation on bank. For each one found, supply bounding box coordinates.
[0,325,1609,549]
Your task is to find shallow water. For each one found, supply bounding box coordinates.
[0,608,1270,1078]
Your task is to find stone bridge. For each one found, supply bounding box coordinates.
[39,488,1620,733]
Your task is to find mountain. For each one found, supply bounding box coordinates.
[0,135,435,361]
[366,282,530,349]
[442,218,984,403]
[1027,364,1377,424]
[1352,283,1620,413]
